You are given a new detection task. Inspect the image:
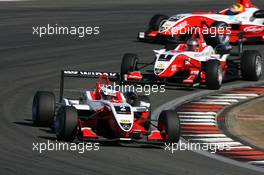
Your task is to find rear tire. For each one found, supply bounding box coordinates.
[158,110,180,143]
[120,53,138,81]
[32,91,55,126]
[241,50,263,81]
[206,60,223,90]
[206,21,230,47]
[148,14,169,32]
[55,106,78,142]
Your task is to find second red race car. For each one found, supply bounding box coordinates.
[122,31,263,90]
[138,0,264,46]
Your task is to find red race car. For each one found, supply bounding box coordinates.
[122,31,263,89]
[138,0,264,46]
[32,71,181,144]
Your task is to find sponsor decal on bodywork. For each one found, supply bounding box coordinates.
[244,26,264,33]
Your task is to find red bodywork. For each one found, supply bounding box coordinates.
[131,32,228,85]
[73,74,164,142]
[144,0,264,43]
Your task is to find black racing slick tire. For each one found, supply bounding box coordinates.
[32,91,55,126]
[158,110,180,143]
[240,50,263,81]
[207,21,230,47]
[120,53,138,81]
[55,106,78,142]
[206,60,223,90]
[148,14,169,32]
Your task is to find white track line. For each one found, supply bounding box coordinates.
[199,99,239,103]
[198,142,243,147]
[180,122,216,125]
[221,93,258,97]
[228,146,253,149]
[191,101,231,105]
[182,134,227,137]
[179,119,216,122]
[178,115,215,119]
[177,112,217,115]
[189,138,234,142]
[248,161,264,165]
[207,95,248,99]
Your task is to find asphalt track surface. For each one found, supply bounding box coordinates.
[0,0,264,174]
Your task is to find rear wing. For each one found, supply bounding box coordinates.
[59,70,120,102]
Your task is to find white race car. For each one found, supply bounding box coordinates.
[32,71,181,143]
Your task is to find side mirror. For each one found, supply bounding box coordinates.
[253,10,264,18]
[215,44,232,55]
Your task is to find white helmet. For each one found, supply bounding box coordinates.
[100,85,116,100]
[187,38,199,51]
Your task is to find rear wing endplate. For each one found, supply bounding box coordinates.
[59,70,120,102]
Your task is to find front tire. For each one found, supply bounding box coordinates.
[32,91,55,126]
[206,60,223,90]
[55,106,78,142]
[241,50,263,81]
[120,53,138,81]
[158,110,180,143]
[148,14,169,32]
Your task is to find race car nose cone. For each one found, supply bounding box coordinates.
[120,123,132,131]
[154,68,164,75]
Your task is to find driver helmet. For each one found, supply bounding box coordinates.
[186,38,199,51]
[100,85,117,100]
[229,3,244,15]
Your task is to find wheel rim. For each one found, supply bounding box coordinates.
[218,34,230,44]
[217,66,223,85]
[217,24,230,44]
[158,19,167,32]
[255,56,262,77]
